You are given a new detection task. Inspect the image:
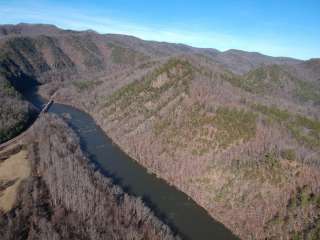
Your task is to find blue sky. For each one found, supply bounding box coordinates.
[0,0,319,59]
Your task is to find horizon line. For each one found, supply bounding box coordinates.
[2,22,318,61]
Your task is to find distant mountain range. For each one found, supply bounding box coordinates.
[0,23,319,240]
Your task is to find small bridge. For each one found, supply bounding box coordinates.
[0,99,54,150]
[41,99,54,113]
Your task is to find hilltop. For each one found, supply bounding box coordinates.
[0,23,319,239]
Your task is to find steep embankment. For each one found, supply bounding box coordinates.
[0,77,35,143]
[53,55,320,239]
[0,27,151,143]
[0,114,179,240]
[0,24,319,239]
[118,60,318,239]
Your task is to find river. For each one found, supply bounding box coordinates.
[25,89,239,240]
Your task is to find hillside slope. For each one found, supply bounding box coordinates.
[0,24,319,239]
[0,115,179,240]
[59,55,320,239]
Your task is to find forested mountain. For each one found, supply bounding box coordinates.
[0,23,319,239]
[0,115,178,240]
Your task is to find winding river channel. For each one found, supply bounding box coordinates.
[25,89,239,240]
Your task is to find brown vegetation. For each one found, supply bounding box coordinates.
[0,144,30,212]
[0,115,179,240]
[0,77,35,143]
[0,23,320,239]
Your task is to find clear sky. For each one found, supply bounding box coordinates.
[0,0,319,59]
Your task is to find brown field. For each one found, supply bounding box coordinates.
[0,145,30,212]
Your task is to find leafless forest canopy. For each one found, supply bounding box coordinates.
[0,23,320,239]
[0,115,179,240]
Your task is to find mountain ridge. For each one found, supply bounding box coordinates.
[0,23,304,60]
[0,23,319,240]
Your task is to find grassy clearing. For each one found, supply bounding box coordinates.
[0,146,30,212]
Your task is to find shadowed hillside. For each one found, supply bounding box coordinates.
[0,115,179,240]
[0,23,319,239]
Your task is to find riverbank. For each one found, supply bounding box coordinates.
[23,86,239,239]
[0,114,180,240]
[44,74,320,239]
[39,92,239,239]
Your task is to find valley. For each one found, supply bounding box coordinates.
[0,23,320,239]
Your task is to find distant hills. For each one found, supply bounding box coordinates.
[0,23,319,239]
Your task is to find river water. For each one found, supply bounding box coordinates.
[26,90,239,240]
